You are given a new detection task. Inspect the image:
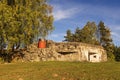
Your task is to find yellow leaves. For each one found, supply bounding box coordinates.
[0,0,54,48]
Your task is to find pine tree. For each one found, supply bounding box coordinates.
[64,29,73,42]
[72,27,81,42]
[114,46,120,61]
[64,22,99,45]
[98,21,114,60]
[80,22,98,44]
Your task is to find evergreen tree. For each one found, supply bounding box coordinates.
[64,29,73,42]
[64,22,99,45]
[98,21,114,60]
[72,27,81,42]
[80,22,98,44]
[114,46,120,61]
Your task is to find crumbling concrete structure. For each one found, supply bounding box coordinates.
[19,41,107,62]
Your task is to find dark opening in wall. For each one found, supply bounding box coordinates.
[93,55,96,58]
[58,51,77,55]
[88,52,97,61]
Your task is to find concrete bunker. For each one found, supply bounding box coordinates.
[21,41,107,62]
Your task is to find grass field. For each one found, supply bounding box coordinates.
[0,61,120,80]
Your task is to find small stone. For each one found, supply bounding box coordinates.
[52,73,58,77]
[18,78,23,80]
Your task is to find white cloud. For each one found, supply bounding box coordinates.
[48,33,65,42]
[53,8,81,21]
[105,24,120,31]
[111,32,119,37]
[50,1,120,45]
[52,2,120,21]
[49,34,59,38]
[111,32,120,41]
[48,33,65,38]
[113,26,120,31]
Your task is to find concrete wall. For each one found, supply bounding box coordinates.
[50,42,107,62]
[16,41,107,62]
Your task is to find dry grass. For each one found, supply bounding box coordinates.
[0,61,120,80]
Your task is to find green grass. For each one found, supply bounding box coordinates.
[0,61,120,80]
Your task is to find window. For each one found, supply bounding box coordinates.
[93,55,96,58]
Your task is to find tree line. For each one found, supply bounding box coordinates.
[64,21,120,61]
[0,0,54,53]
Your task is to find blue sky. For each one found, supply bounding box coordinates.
[48,0,120,46]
